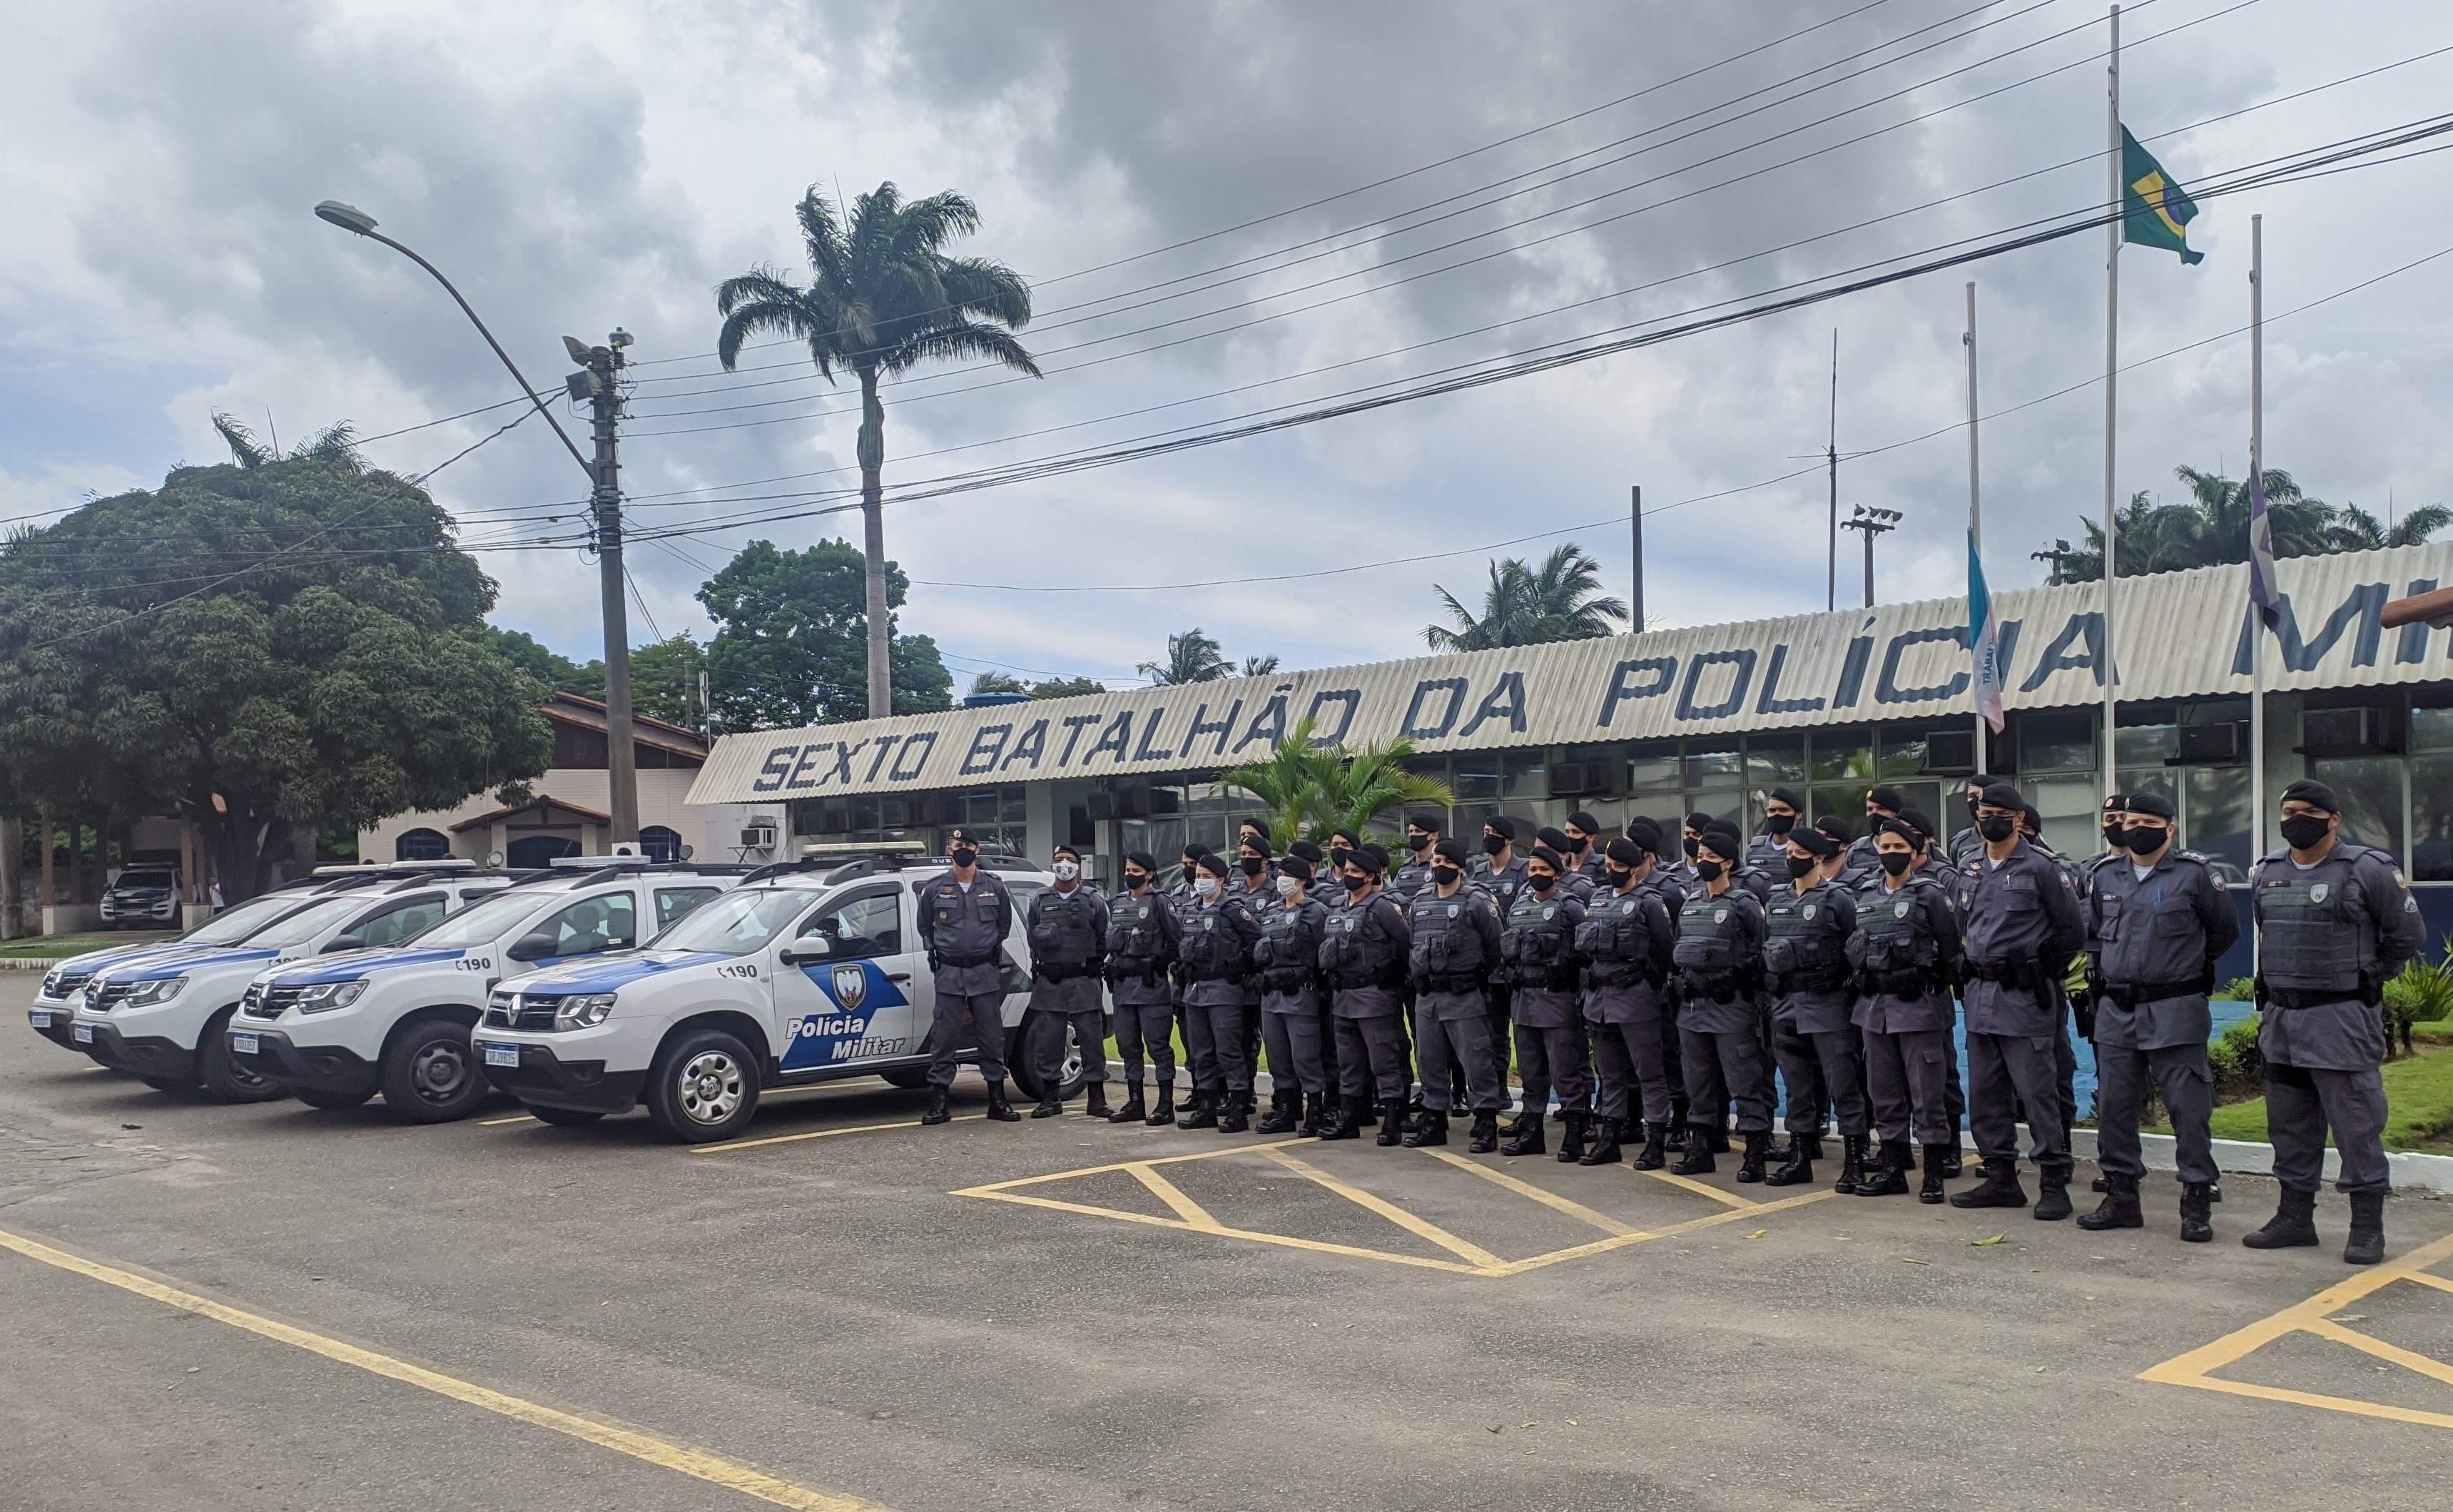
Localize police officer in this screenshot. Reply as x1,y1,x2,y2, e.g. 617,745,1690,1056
1670,828,1776,1179
1178,852,1263,1133
1675,811,1714,887
1231,834,1279,1112
1898,808,1966,1177
1748,788,1805,873
1848,818,1964,1200
1291,838,1343,1110
1629,817,1692,1144
1105,852,1182,1127
1320,844,1411,1145
915,828,1022,1126
1254,855,1332,1135
1536,826,1597,904
1170,843,1212,1115
1406,838,1506,1152
1947,775,2002,871
1476,816,1532,1091
1578,837,1677,1169
2078,793,2239,1240
1498,846,1588,1159
2015,803,2086,1165
2244,779,2423,1266
1392,813,1444,901
1025,844,1111,1119
1952,783,2087,1219
1764,824,1867,1191
1841,788,1903,886
1563,811,1610,888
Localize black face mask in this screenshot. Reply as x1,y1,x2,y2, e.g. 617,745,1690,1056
1343,873,1371,893
1528,873,1557,893
1879,851,1914,877
1431,864,1462,888
2280,813,2332,850
1330,847,1354,871
1606,866,1635,887
1482,834,1508,856
1977,816,2017,843
1765,813,1796,836
2103,822,2125,848
1565,834,1590,855
1682,836,1701,859
1967,793,1985,816
950,847,978,868
1408,833,1433,853
1695,860,1725,883
2120,824,2169,855
1239,857,1264,877
1785,855,1817,878
1124,873,1151,891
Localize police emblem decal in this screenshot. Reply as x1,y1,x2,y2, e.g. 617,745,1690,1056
2310,882,2330,904
831,964,868,1010
1802,903,1817,920
1894,899,1911,918
1714,908,1730,924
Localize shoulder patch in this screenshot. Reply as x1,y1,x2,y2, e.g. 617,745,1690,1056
2178,850,2213,865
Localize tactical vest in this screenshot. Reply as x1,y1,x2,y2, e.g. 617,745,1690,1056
1179,902,1250,983
1322,897,1404,989
1854,878,1944,995
1762,886,1849,993
1106,893,1168,977
2255,846,2381,998
1253,902,1324,993
1408,891,1491,988
1500,889,1578,988
1575,888,1661,986
1672,892,1752,999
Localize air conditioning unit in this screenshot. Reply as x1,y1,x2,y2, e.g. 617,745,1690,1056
1921,728,1977,775
1087,789,1147,821
740,820,778,850
1548,758,1620,798
2174,722,2247,764
2298,707,2397,756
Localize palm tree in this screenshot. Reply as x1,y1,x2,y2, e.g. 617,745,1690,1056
714,183,1037,717
211,414,360,469
2060,465,2367,579
1139,628,1229,685
965,671,1028,698
1426,543,1625,650
1240,654,1280,676
2330,500,2452,552
1219,717,1456,849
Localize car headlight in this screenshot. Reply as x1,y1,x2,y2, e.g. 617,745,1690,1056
41,970,66,998
552,993,617,1030
293,981,368,1013
125,978,188,1006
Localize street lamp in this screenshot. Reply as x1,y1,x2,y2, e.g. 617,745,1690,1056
315,200,639,844
1839,504,1903,608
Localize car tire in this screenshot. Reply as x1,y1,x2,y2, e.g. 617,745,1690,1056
379,1019,492,1124
139,1073,194,1092
295,1085,373,1111
198,1014,285,1103
878,1067,930,1090
644,1029,761,1143
524,1105,606,1127
1006,1011,1092,1102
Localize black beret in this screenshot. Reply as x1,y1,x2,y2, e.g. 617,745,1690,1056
1433,838,1471,866
1279,854,1313,884
1605,838,1645,866
1814,816,1854,844
1789,826,1840,859
1194,852,1234,878
1241,833,1274,858
1052,843,1080,862
1182,843,1210,861
1697,827,1745,863
948,826,979,845
1406,813,1443,833
1900,808,1936,842
2281,778,2340,814
1124,851,1157,874
1980,782,2023,811
1356,843,1389,874
1766,787,1803,810
1485,815,1518,841
1877,818,1924,845
2101,792,2129,813
1329,828,1363,849
1567,811,1600,834
1627,818,1662,847
1685,811,1715,831
1529,846,1565,873
1869,786,1905,812
1536,826,1571,852
2126,792,2175,821
1971,773,2006,788
1289,840,1324,864
2019,806,2043,832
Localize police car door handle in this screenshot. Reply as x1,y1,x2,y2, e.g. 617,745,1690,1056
886,971,912,983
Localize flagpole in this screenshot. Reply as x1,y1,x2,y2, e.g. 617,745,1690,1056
2250,212,2266,879
1966,280,1986,768
2102,2,2123,804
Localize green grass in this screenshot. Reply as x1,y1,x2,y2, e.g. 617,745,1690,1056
2190,1040,2453,1154
0,930,178,961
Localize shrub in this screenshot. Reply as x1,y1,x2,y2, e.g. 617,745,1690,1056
2384,936,2453,1060
2207,1013,2265,1101
2215,978,2255,1002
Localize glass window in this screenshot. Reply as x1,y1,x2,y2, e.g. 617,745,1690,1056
1873,731,1928,780
532,892,637,957
1807,728,1872,784
1811,784,1871,827
2018,709,2095,773
1500,751,1545,799
656,888,813,954
1451,755,1501,803
250,896,373,949
185,893,314,945
1746,733,1806,786
2117,768,2178,806
352,895,445,949
2183,765,2252,874
792,888,900,960
638,826,683,863
2308,756,2406,858
654,886,723,929
1687,789,1744,835
1683,741,1742,786
2412,755,2453,881
394,828,450,861
1625,744,1680,793
2021,776,2101,859
2412,706,2453,754
2113,722,2179,768
417,890,554,949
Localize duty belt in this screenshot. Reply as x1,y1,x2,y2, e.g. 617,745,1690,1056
2263,983,2377,1010
938,950,995,970
1767,968,1850,995
2102,977,2208,1009
1862,966,1941,998
1964,956,2044,990
1416,970,1484,994
1032,960,1096,983
1677,969,1742,1003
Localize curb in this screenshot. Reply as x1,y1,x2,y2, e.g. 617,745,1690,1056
0,959,58,974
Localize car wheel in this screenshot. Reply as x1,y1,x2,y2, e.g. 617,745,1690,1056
138,1073,194,1092
1005,1012,1092,1102
380,1019,492,1124
878,1067,930,1090
295,1085,373,1111
198,1015,285,1103
644,1029,761,1143
524,1105,606,1127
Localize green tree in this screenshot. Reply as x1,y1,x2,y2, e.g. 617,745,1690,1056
714,183,1037,718
965,670,1028,698
1239,654,1280,676
1426,543,1626,651
1219,717,1456,849
628,632,709,729
1139,627,1229,685
696,538,950,729
2330,501,2453,552
2055,465,2435,580
482,626,603,699
0,449,555,898
1029,675,1108,699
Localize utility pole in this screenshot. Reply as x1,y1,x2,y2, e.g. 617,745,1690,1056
569,330,639,846
1827,329,1839,612
1841,505,1902,607
1629,484,1645,633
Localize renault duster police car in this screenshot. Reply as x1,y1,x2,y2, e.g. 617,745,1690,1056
72,864,513,1100
230,858,742,1122
473,848,1087,1142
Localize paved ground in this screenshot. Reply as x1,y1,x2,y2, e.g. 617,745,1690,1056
6,995,2453,1512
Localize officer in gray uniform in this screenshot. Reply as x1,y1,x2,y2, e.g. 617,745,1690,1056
1177,852,1263,1134
1294,838,1344,1114
1498,846,1588,1160
1104,852,1182,1127
1254,855,1332,1135
1901,809,1967,1176
1320,843,1412,1145
1537,826,1598,905
2016,803,2086,1157
1763,824,1867,1192
1951,783,2088,1219
1578,837,1677,1169
1169,843,1211,1113
915,828,1021,1126
1747,788,1805,873
1563,811,1611,888
1406,839,1506,1152
1848,818,1964,1200
2078,793,2239,1241
1670,828,1775,1179
1946,775,2000,871
1476,817,1532,1094
1391,814,1443,902
2244,779,2423,1266
1629,818,1692,1144
1025,843,1111,1119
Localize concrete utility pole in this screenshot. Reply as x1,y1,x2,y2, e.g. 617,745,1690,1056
1628,484,1645,633
572,332,639,846
1841,505,1902,607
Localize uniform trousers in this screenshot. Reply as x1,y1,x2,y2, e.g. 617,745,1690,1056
927,990,1006,1088
1862,1028,1952,1147
1112,1000,1176,1084
1966,1030,2067,1167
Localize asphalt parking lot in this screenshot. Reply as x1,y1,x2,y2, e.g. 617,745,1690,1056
6,996,2453,1512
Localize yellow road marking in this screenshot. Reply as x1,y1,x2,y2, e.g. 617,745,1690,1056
1413,1149,1641,1237
2140,1228,2453,1429
479,1112,539,1126
0,1224,895,1511
691,1114,986,1154
1124,1163,1219,1227
963,1189,1490,1274
1640,1168,1757,1209
1256,1145,1504,1269
1489,1188,1838,1277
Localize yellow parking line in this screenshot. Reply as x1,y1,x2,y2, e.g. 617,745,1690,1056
1124,1163,1219,1227
691,1113,985,1155
1257,1145,1504,1269
1641,1168,1757,1209
958,1189,1491,1275
1490,1188,1836,1277
484,1083,858,1130
0,1223,895,1511
2303,1318,2453,1389
1413,1149,1642,1237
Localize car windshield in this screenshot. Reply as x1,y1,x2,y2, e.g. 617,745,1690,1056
649,887,813,956
410,888,554,949
115,870,174,890
183,893,315,945
246,895,370,949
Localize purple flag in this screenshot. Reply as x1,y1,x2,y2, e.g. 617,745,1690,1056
2247,471,2281,630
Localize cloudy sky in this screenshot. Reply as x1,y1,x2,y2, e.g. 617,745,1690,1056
7,0,2452,697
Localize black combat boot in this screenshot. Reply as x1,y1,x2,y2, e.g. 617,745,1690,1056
1356,1096,1378,1128
2076,1172,2145,1231
1736,1130,1772,1184
1376,1098,1407,1147
1145,1081,1177,1127
2344,1190,2387,1267
1557,1112,1588,1164
1833,1135,1868,1195
2033,1161,2074,1222
1707,1123,1733,1155
1109,1082,1145,1124
1578,1117,1623,1167
1763,1133,1815,1187
2241,1185,2320,1249
1940,1145,1962,1179
1179,1089,1219,1130
1085,1083,1111,1120
1219,1091,1251,1134
1853,1140,1906,1197
2179,1181,2214,1244
1949,1156,2028,1209
1665,1105,1690,1152
1319,1093,1361,1141
920,1085,953,1126
1468,1110,1501,1155
1670,1125,1717,1176
1031,1094,1064,1119
1403,1108,1450,1148
1917,1143,1951,1203
1256,1090,1301,1135
1501,1108,1545,1157
984,1081,1021,1122
1503,1100,1542,1141
1634,1122,1670,1172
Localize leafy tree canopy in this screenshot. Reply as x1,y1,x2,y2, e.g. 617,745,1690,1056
628,632,709,730
696,538,950,728
1427,543,1626,651
1219,716,1458,849
482,626,604,701
2053,465,2449,580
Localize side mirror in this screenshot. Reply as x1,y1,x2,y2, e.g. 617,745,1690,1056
504,931,559,963
778,936,831,968
321,934,365,955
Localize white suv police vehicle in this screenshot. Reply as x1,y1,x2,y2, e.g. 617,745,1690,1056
73,864,513,1100
230,858,742,1122
474,849,1087,1142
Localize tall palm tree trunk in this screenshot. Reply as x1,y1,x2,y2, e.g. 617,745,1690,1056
857,366,891,717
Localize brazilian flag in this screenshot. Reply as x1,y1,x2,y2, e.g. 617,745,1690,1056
2121,126,2203,265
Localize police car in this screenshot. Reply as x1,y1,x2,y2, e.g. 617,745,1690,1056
229,857,743,1122
472,847,1084,1142
72,863,514,1100
27,880,327,1055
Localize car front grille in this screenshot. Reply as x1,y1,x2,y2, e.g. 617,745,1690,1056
242,985,310,1019
86,980,138,1012
482,993,562,1031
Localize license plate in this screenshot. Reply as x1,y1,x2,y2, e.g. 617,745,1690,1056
480,1041,522,1068
72,1023,94,1045
28,1009,50,1028
230,1032,260,1055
